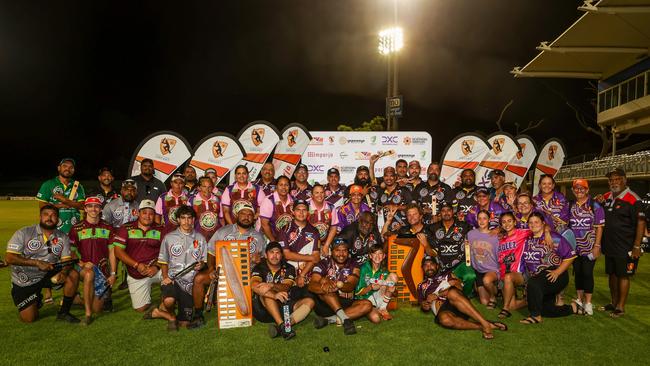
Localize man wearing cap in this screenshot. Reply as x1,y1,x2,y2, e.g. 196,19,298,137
324,167,346,208
487,169,506,202
278,200,321,288
336,185,372,230
451,168,478,221
183,166,199,196
36,158,86,234
102,179,139,228
414,162,454,224
498,181,518,211
253,162,277,198
335,211,383,265
203,168,224,197
376,166,413,233
597,168,646,317
69,197,116,324
221,165,265,225
112,199,164,312
291,164,313,201
465,187,506,229
189,176,222,242
404,160,423,191
90,167,119,205
309,238,372,335
418,255,506,339
260,175,294,241
251,242,315,340
309,184,339,248
426,203,474,296
152,205,207,330
5,204,81,323
394,204,437,256
131,158,167,204
155,172,190,233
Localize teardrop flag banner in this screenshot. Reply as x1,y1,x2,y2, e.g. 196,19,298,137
189,133,245,184
440,132,491,186
532,138,567,196
475,132,520,188
128,131,192,182
230,120,281,182
504,135,538,190
272,123,312,178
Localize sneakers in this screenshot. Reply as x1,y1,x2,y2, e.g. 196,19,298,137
342,319,356,335
103,298,114,312
584,303,594,316
56,312,81,323
167,320,179,331
270,324,296,340
80,315,94,326
187,316,206,330
313,316,328,329
282,327,296,340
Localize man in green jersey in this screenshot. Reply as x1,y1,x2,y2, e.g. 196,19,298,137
36,158,85,234
354,244,397,322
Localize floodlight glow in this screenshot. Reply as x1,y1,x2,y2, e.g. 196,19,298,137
378,27,404,55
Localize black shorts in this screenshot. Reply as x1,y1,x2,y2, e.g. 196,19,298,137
313,296,356,317
11,276,53,312
605,255,638,277
434,300,469,324
474,271,495,288
161,283,194,322
252,286,309,323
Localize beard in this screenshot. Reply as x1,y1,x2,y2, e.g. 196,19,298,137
354,177,370,186
237,220,253,229
428,173,438,181
40,220,58,231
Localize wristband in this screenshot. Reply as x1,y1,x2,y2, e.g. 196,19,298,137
110,272,117,276
633,246,641,249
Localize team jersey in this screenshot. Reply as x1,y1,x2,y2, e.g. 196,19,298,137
312,257,358,298
417,271,455,303
497,229,529,278
7,225,72,286
569,198,605,256
259,192,294,237
602,188,645,257
158,229,208,294
338,223,383,266
189,192,222,241
68,220,113,268
533,191,570,233
376,185,414,232
90,186,119,206
253,178,276,198
464,201,507,229
111,222,163,280
290,182,313,201
221,182,265,222
207,224,267,258
451,185,477,219
131,174,167,204
102,197,139,228
277,221,320,275
430,220,471,271
36,177,86,233
355,261,390,299
520,232,576,276
324,184,346,208
414,180,454,224
515,209,555,230
308,200,339,241
336,201,372,230
155,190,190,232
250,260,296,294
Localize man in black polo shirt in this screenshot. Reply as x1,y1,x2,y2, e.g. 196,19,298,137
414,162,454,224
91,167,119,205
598,168,646,318
451,168,478,221
336,212,383,266
131,158,167,204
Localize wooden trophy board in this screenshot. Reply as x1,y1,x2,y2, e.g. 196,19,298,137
215,240,253,329
387,235,424,309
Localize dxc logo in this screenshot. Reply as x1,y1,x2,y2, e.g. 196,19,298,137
308,165,324,173
440,244,458,254
381,136,398,145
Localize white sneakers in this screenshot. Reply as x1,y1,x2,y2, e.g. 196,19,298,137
584,302,594,316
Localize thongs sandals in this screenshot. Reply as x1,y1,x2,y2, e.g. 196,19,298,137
481,329,494,340
571,301,584,315
486,300,497,310
491,321,508,331
610,309,625,318
519,316,541,324
599,303,615,312
497,309,512,319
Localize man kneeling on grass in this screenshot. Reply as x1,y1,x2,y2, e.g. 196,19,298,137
251,242,315,340
309,238,373,335
418,255,507,340
148,206,207,331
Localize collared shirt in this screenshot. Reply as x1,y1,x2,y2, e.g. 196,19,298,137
521,232,576,276
308,200,339,241
221,182,265,222
131,174,167,204
251,260,296,299
465,201,507,229
111,222,163,280
312,257,358,298
414,180,454,223
7,224,71,286
277,221,320,274
602,188,645,257
189,192,222,241
376,185,414,232
451,185,477,218
155,190,190,231
253,178,277,198
533,191,570,233
90,186,119,206
569,198,605,256
68,220,113,267
430,220,471,271
36,176,86,233
102,197,139,228
336,202,372,230
158,228,208,293
259,192,294,237
324,184,347,208
337,222,383,266
208,223,267,258
355,261,390,299
417,271,455,303
290,182,313,201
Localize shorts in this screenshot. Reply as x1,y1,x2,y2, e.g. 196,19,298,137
161,282,193,322
127,272,162,309
252,286,309,323
605,255,637,277
313,296,356,317
11,276,53,312
434,300,469,323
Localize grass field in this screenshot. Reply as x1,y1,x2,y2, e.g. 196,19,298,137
1,200,649,365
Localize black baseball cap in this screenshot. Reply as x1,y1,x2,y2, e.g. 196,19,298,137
356,165,370,174
489,169,505,178
327,167,340,176
331,237,349,249
122,179,137,188
265,241,283,253
295,164,308,173
293,199,309,209
59,158,76,167
475,187,489,196
606,167,626,178
421,255,436,267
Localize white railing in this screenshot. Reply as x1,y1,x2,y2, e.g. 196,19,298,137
555,150,650,182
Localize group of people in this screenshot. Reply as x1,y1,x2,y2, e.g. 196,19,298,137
5,154,648,340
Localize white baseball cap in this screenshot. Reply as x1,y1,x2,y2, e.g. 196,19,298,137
138,199,156,211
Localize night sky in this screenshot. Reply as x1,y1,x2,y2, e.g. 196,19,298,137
0,1,623,182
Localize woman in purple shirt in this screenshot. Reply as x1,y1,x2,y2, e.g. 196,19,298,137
533,175,570,233
466,210,500,309
519,212,579,324
569,179,605,316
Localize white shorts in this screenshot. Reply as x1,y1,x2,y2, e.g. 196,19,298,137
127,272,162,309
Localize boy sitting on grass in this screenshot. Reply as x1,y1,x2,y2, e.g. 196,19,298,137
354,244,398,322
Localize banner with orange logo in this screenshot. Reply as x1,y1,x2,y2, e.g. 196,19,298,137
505,135,538,189
272,123,312,179
128,131,192,182
475,132,521,188
440,133,491,186
188,133,245,184
229,121,280,182
532,138,567,196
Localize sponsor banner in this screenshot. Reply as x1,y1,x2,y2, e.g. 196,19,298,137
189,133,245,184
302,131,432,185
129,131,192,183
230,121,280,182
440,133,490,186
505,135,538,190
475,132,520,188
532,139,566,196
272,123,312,178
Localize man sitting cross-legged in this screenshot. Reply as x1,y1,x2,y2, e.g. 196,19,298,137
418,255,507,340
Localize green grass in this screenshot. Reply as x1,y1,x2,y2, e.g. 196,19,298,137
1,200,649,365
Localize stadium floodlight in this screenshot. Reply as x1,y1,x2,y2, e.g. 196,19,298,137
378,27,403,55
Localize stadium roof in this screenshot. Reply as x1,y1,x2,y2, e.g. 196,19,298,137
511,0,650,80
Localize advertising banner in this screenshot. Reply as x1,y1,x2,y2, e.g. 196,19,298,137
128,131,192,182
272,123,312,178
230,121,280,182
440,133,490,186
188,133,245,184
504,135,538,189
532,138,567,196
475,132,520,188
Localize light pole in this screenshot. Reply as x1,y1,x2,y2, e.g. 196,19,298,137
378,26,403,131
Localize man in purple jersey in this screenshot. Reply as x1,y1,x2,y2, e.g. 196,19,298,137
277,200,321,288
465,187,506,229
254,162,277,198
324,168,346,208
290,164,313,201
309,238,373,335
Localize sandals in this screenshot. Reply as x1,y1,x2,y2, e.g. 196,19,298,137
491,321,508,331
142,304,156,320
486,300,497,310
610,309,625,318
481,330,494,340
599,303,615,312
571,301,584,315
43,297,54,305
519,316,541,324
497,309,512,319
